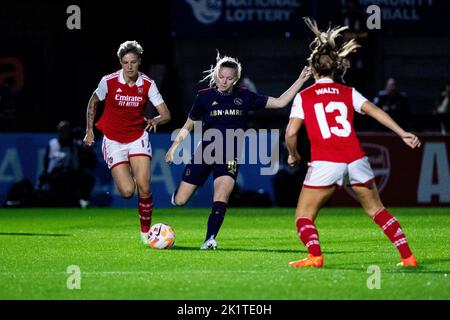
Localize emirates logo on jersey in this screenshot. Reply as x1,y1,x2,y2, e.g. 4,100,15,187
115,94,143,107
344,143,391,199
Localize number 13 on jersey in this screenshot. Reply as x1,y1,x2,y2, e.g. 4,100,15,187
314,102,352,139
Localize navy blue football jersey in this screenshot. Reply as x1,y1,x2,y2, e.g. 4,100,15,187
187,86,268,163
188,87,268,131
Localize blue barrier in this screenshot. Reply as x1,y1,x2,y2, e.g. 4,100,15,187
0,133,276,207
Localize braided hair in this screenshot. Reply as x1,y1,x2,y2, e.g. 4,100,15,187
304,17,360,82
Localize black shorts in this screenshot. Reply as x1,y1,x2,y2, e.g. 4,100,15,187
181,160,239,186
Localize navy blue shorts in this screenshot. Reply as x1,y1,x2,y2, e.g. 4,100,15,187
182,160,239,186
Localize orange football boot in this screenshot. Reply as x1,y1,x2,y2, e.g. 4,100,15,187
397,255,417,267
289,254,323,268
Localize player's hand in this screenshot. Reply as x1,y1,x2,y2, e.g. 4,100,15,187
164,147,175,164
287,153,301,167
83,130,95,147
401,132,421,149
299,66,312,83
145,117,158,133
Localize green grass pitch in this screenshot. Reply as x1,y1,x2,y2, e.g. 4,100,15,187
0,207,449,300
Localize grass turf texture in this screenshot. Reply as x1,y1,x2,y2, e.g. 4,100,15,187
0,207,449,300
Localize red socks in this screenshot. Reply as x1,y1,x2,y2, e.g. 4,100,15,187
295,209,413,260
373,208,413,259
138,194,153,233
296,218,322,257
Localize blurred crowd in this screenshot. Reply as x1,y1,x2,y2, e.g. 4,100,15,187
4,121,97,208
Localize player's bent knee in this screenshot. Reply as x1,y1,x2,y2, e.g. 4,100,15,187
118,187,135,199
173,195,187,206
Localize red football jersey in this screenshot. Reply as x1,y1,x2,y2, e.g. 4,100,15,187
290,78,368,163
95,70,164,143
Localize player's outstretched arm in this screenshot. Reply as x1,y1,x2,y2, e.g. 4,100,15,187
83,92,100,146
361,101,421,149
285,117,304,166
145,102,171,133
165,118,195,164
266,66,311,109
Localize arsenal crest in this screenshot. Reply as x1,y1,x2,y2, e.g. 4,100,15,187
138,87,144,94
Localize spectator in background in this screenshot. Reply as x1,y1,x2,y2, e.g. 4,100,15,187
340,0,369,88
434,83,449,134
341,0,364,32
39,120,96,207
373,78,410,130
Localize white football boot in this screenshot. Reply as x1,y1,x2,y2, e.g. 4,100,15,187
200,237,217,250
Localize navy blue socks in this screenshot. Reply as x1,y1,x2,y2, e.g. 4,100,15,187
205,201,227,241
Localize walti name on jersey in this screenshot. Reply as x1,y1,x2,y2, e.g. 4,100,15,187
315,87,340,95
115,94,143,107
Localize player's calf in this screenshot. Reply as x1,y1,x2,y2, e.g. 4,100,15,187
296,217,322,257
204,201,227,242
138,193,153,234
372,208,415,262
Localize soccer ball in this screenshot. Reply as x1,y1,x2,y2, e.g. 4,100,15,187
148,223,175,249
